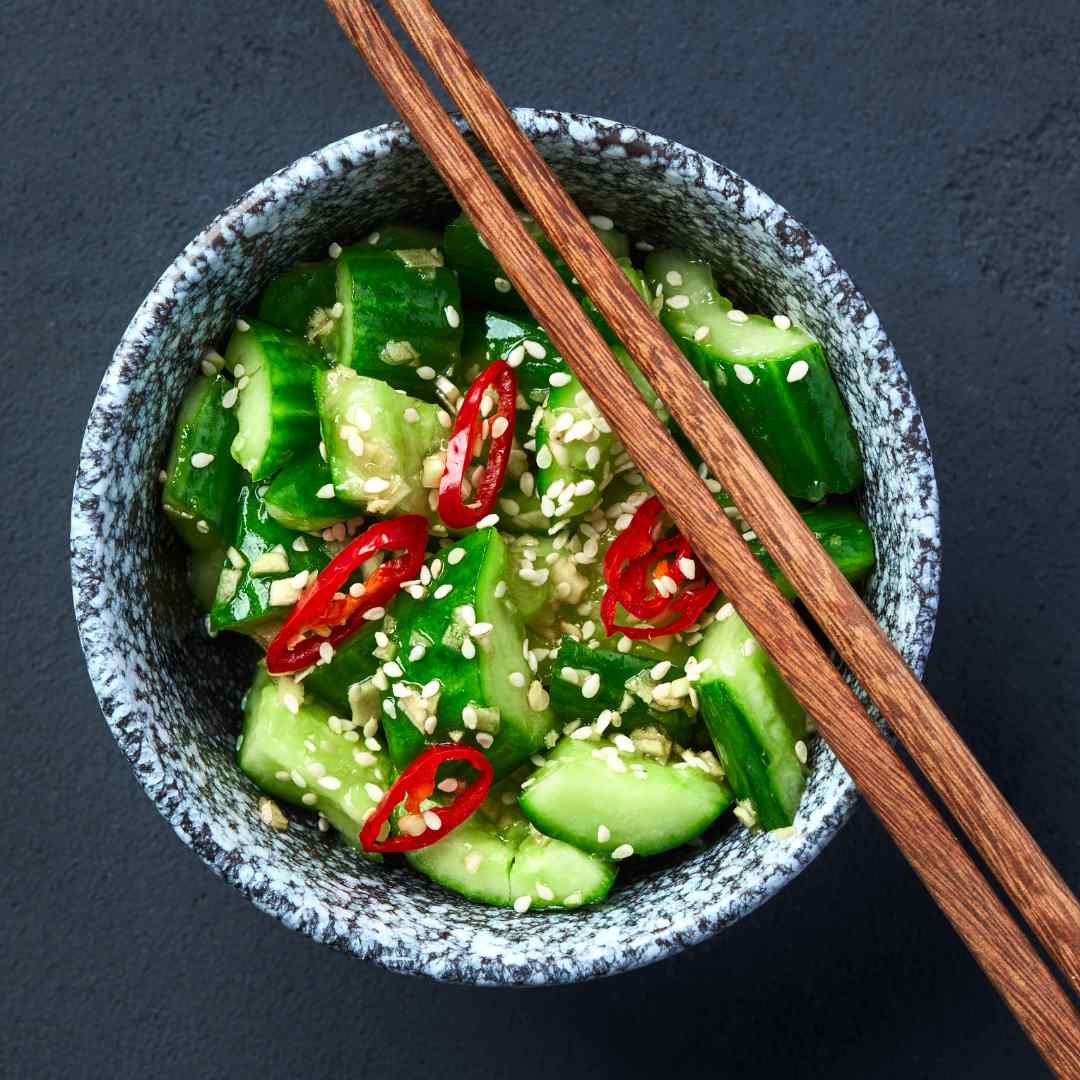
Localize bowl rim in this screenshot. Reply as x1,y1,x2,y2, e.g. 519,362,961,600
71,107,940,984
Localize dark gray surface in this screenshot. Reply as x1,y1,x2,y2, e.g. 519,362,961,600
4,0,1077,1076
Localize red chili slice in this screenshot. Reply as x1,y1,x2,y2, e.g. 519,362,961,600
437,359,517,528
265,514,427,674
600,496,719,639
359,744,494,854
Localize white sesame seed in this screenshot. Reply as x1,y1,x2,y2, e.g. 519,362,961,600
508,671,526,688
588,214,614,230
581,673,601,699
330,301,344,319
301,792,317,806
506,344,526,369
476,732,494,749
328,241,342,258
444,305,460,328
461,637,476,659
383,661,403,678
733,364,754,384
513,895,532,913
403,407,420,424
363,477,390,494
476,513,499,529
314,483,336,500
727,308,749,323
611,843,634,860
650,660,672,680
677,556,696,578
434,583,452,599
490,416,509,439
201,359,217,376
795,739,808,764
447,547,466,565
665,270,683,287
362,606,386,621
528,680,550,711
351,407,373,432
717,602,734,621
772,313,792,330
367,231,381,244
415,366,437,382
666,294,690,310
596,824,611,844
423,809,442,831
548,372,572,388
693,325,710,342
235,318,250,332
523,339,547,359
317,775,342,791
364,782,384,802
189,452,215,470
787,359,810,383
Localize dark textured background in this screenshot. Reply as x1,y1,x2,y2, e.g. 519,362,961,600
4,0,1078,1076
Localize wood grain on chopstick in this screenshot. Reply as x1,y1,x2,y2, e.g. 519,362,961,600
326,1,1080,1072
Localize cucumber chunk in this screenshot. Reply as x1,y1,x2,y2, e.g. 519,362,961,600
303,620,383,714
256,261,338,337
549,636,697,745
227,319,327,481
331,246,462,398
407,776,615,909
534,373,614,521
263,448,356,532
377,529,555,779
443,210,629,313
694,608,808,830
238,665,391,850
646,249,863,501
361,222,442,252
209,484,331,635
753,504,876,600
162,373,243,549
315,367,447,518
519,736,732,857
508,830,615,911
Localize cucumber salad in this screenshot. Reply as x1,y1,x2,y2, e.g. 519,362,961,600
161,211,873,912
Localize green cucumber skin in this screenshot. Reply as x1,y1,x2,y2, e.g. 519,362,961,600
751,504,875,599
303,620,383,714
694,611,807,830
461,310,565,406
227,319,327,481
332,247,462,398
256,261,337,337
443,211,629,314
315,367,446,518
208,484,331,634
549,637,697,745
362,223,442,251
162,374,243,550
263,449,356,531
646,250,863,501
519,736,732,857
238,665,391,852
708,341,863,502
379,530,554,780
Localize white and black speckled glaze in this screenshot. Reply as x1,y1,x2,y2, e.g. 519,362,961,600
71,110,939,986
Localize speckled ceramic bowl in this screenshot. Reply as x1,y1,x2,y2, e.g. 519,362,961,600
71,109,939,985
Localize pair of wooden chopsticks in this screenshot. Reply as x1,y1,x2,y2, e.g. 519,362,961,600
326,0,1079,1070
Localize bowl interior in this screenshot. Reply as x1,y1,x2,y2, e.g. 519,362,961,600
72,110,939,984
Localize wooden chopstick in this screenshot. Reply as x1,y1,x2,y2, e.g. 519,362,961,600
326,1,1080,1070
